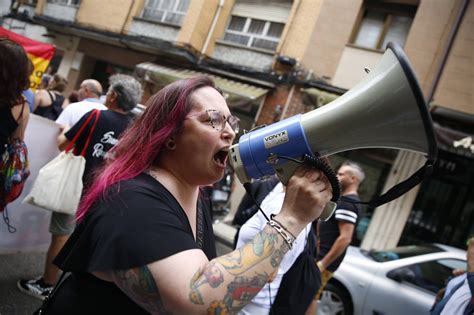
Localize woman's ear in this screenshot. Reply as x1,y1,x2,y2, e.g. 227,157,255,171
166,136,176,150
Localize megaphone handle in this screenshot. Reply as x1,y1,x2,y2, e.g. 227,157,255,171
273,154,341,220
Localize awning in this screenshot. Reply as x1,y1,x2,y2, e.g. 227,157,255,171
301,87,340,108
135,62,269,102
431,106,474,159
433,122,474,159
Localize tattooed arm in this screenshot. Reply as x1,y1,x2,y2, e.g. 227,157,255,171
111,167,331,314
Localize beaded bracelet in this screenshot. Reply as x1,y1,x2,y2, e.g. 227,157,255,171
268,220,296,250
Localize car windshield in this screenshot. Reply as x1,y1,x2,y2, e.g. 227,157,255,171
366,245,444,262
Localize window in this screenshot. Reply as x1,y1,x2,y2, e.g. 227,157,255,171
223,16,284,51
141,0,190,26
391,259,465,294
351,1,417,50
47,0,80,5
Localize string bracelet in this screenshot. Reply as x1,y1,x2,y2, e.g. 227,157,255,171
270,214,297,240
267,220,296,250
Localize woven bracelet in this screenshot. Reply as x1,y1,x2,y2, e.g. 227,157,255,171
270,217,297,239
268,220,295,250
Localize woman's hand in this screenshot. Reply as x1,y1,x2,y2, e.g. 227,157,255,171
276,165,332,236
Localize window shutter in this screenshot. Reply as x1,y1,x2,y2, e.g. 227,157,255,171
232,1,292,23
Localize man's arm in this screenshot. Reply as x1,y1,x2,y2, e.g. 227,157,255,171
57,125,71,151
318,221,354,271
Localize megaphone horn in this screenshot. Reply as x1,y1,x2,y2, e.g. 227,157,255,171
229,42,437,219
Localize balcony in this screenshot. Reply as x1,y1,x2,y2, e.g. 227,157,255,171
212,41,274,71
128,17,180,43
43,1,78,23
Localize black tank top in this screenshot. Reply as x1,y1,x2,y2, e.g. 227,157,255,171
0,106,19,156
34,91,64,121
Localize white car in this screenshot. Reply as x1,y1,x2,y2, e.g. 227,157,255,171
318,244,467,315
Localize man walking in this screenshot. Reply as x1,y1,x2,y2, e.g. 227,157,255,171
306,161,365,314
17,79,106,299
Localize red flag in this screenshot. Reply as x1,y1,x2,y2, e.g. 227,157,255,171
0,27,56,90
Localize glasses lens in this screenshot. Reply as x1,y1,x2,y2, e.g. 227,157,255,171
207,110,223,130
207,110,240,133
228,115,240,133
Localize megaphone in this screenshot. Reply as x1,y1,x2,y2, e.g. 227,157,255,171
229,43,437,219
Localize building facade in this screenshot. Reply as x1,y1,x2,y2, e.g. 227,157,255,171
3,0,473,250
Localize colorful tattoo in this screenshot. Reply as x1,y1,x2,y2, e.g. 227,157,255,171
114,266,172,314
207,273,269,314
217,226,281,275
270,247,286,268
190,225,290,313
190,261,224,305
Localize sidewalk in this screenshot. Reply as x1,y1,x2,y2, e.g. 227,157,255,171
0,252,45,315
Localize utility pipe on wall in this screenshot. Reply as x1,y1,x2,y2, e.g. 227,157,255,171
199,0,225,64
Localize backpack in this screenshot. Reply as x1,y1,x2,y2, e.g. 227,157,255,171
0,138,30,213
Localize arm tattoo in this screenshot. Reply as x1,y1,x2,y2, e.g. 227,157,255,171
208,273,269,314
114,266,172,314
270,247,286,268
189,261,224,305
216,225,283,275
189,225,290,311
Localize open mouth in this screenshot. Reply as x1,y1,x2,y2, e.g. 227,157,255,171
214,148,229,166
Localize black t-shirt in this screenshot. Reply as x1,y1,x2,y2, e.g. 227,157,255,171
53,173,217,313
64,110,133,185
317,194,361,272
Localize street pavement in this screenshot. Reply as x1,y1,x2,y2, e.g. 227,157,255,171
0,241,233,315
0,252,45,315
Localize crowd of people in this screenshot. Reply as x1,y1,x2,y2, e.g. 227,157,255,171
2,37,472,315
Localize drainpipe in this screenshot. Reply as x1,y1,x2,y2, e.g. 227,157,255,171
199,0,225,64
275,0,301,56
121,0,136,35
426,0,469,103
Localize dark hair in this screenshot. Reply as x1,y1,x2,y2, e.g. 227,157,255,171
77,75,216,220
68,90,79,103
0,38,30,108
49,74,68,93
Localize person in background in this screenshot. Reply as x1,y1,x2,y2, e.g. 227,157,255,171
37,76,332,314
61,90,79,109
232,176,279,248
306,161,365,315
38,74,52,90
236,180,319,314
54,79,105,130
57,74,142,187
16,78,105,300
33,74,68,121
0,38,30,210
430,237,474,315
22,58,35,112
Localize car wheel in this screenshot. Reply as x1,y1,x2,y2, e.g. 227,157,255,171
317,283,353,315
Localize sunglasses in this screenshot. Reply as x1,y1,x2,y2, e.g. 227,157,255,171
191,109,240,134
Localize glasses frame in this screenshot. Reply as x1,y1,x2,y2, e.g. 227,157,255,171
189,109,240,134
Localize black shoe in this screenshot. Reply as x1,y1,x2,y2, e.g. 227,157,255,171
17,277,53,300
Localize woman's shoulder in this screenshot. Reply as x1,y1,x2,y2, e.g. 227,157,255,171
101,173,176,209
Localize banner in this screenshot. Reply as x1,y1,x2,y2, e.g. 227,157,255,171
0,27,55,91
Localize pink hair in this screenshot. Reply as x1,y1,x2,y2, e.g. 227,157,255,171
76,76,216,221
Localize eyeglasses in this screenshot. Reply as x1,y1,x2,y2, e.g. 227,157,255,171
191,109,240,134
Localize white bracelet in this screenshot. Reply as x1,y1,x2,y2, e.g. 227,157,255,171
268,220,295,250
